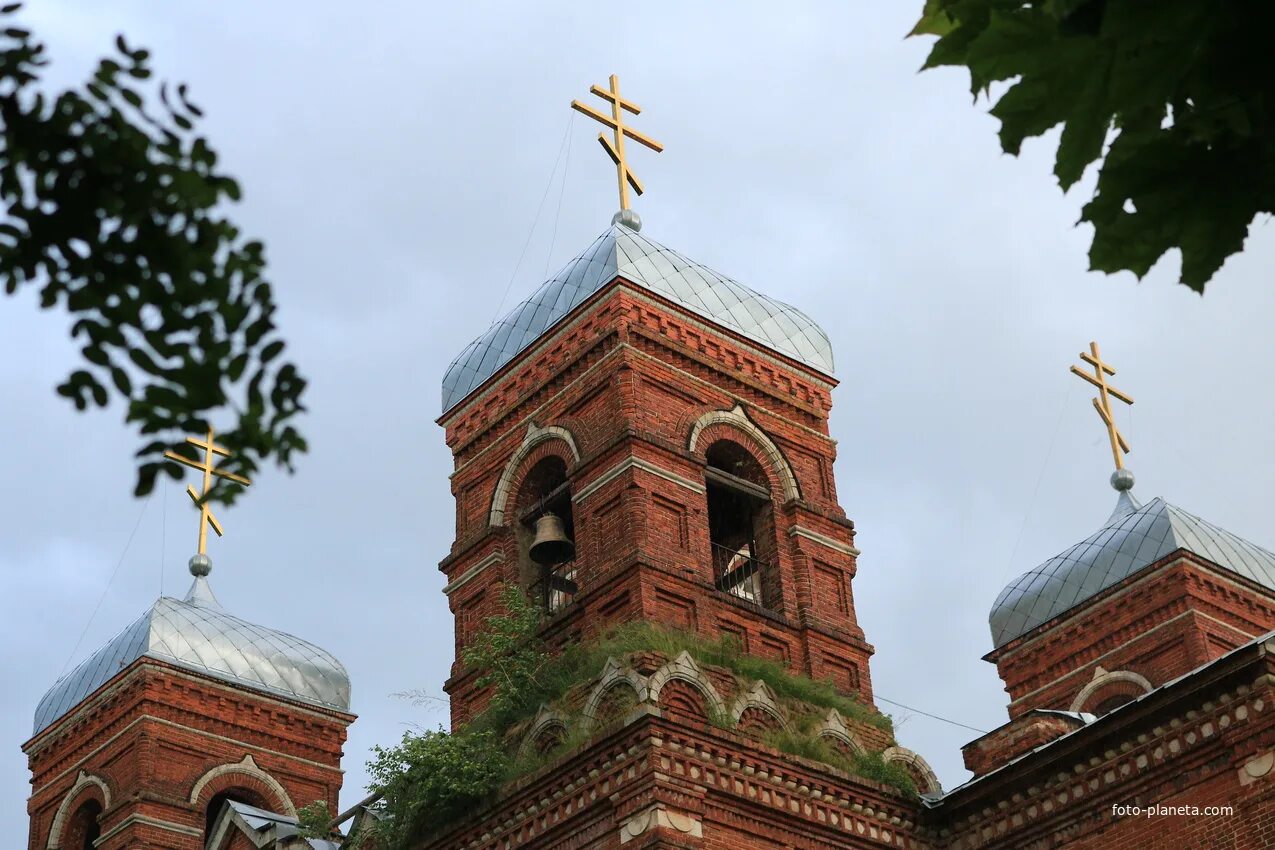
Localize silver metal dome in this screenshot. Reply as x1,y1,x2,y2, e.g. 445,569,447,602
33,571,350,734
990,488,1275,648
440,223,836,414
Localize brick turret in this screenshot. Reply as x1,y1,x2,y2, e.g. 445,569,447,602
438,220,876,730
23,557,355,849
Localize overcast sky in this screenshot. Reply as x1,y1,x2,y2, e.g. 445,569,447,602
4,1,1275,829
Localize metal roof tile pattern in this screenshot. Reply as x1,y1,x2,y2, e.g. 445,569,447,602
33,575,349,734
440,223,835,414
990,493,1275,648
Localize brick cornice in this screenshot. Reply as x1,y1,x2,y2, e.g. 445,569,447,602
937,636,1275,844
439,276,835,432
25,658,353,760
28,712,344,805
989,552,1275,663
421,712,926,850
1007,609,1260,709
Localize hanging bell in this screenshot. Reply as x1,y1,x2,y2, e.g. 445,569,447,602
529,512,575,565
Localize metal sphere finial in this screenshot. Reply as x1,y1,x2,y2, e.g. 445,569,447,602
1110,468,1135,492
612,209,641,231
188,553,212,577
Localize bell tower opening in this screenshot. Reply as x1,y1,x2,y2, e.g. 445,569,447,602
704,440,780,610
64,799,102,850
515,456,578,615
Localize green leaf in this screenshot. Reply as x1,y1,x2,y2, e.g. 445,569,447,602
0,22,309,503
259,340,284,363
910,0,956,37
1054,51,1112,188
917,0,1275,290
110,366,133,395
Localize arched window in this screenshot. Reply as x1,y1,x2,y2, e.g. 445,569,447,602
63,800,102,850
204,787,268,838
514,456,578,614
704,440,780,609
1092,692,1136,714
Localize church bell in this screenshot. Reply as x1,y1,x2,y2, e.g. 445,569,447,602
529,512,575,565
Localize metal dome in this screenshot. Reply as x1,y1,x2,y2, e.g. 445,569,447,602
990,488,1275,648
33,571,350,735
440,221,836,414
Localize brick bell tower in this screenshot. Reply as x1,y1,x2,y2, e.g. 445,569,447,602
437,207,876,728
427,77,943,850
24,428,354,850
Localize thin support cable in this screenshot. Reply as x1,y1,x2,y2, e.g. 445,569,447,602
60,492,152,676
875,694,988,735
998,379,1074,586
160,476,168,598
545,113,575,277
489,116,574,322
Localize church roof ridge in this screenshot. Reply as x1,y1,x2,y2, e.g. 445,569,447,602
32,568,350,735
440,220,835,414
989,484,1275,648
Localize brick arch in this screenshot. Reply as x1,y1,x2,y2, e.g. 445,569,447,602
489,422,581,526
46,771,110,850
812,709,865,756
647,652,726,718
819,728,866,758
189,754,296,817
730,680,788,733
518,706,571,758
688,404,800,503
581,659,650,733
882,746,942,795
1069,668,1153,714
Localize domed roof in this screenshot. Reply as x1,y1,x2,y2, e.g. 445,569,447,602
440,218,835,414
990,478,1275,648
33,562,349,735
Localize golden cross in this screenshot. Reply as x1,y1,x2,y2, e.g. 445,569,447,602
571,74,664,211
163,426,251,555
1069,341,1134,471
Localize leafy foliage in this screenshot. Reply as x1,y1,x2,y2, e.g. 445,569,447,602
0,5,305,499
365,587,904,847
461,583,550,732
295,800,332,839
912,0,1275,290
366,728,510,844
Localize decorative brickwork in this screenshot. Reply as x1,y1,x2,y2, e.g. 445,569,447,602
23,658,354,849
988,554,1275,728
438,276,873,730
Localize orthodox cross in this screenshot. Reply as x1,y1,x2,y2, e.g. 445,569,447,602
1069,341,1134,471
164,426,252,555
571,74,664,211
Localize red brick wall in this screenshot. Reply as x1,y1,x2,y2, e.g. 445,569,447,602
437,279,878,729
990,556,1275,719
24,660,352,850
941,649,1275,849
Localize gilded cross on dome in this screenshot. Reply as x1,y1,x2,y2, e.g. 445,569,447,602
164,426,251,555
571,74,664,211
1069,341,1134,471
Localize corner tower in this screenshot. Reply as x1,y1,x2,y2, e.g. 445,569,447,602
24,428,354,849
24,555,354,849
438,212,875,728
966,342,1275,778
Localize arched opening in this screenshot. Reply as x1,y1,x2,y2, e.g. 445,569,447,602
204,787,268,839
704,440,779,608
514,455,578,614
1069,668,1153,716
63,799,102,850
1092,692,1136,715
